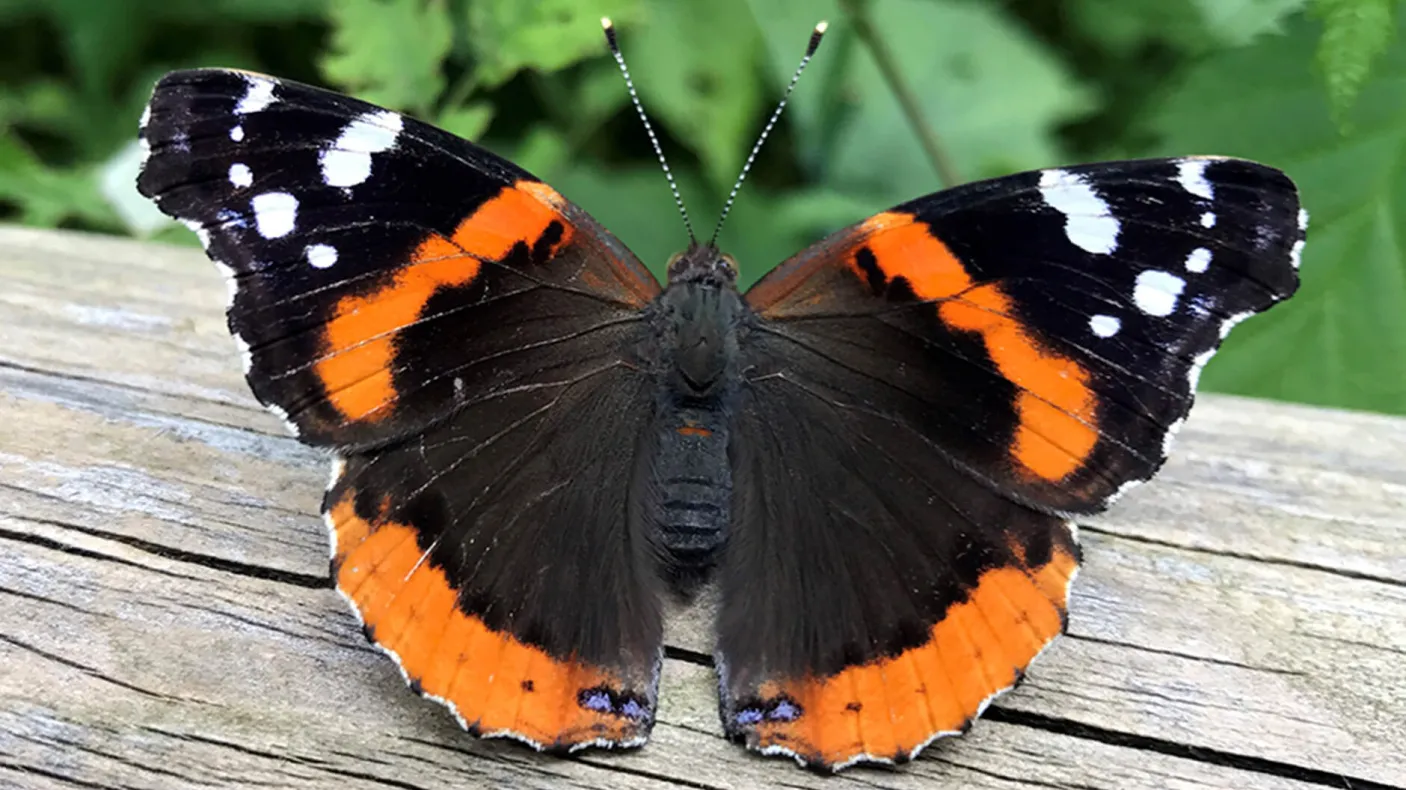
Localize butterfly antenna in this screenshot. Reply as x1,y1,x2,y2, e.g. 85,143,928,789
708,21,828,247
602,17,696,245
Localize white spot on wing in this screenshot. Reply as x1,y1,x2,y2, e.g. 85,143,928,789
1177,159,1213,200
235,75,276,114
1290,239,1305,269
320,110,404,188
139,104,151,129
1133,269,1185,317
228,163,253,188
230,125,245,142
1185,247,1211,273
305,243,338,269
251,192,298,238
1200,211,1215,228
1039,169,1120,254
1089,314,1120,338
1298,208,1310,230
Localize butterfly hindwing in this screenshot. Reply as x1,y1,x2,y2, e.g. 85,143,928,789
324,361,664,751
720,157,1302,768
138,69,660,449
719,382,1079,766
140,69,666,750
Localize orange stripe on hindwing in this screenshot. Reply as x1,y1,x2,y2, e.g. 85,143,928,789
314,180,573,423
734,545,1078,767
851,212,1098,482
326,488,650,749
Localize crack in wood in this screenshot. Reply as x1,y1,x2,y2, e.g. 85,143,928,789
0,762,116,790
0,633,182,703
2,512,328,589
1080,525,1405,589
0,584,116,619
982,708,1400,790
0,523,201,582
0,358,265,420
1065,633,1307,676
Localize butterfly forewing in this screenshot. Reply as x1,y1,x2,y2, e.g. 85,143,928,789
138,69,660,449
745,157,1303,514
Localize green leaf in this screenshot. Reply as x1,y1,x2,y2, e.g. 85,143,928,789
0,134,118,228
435,102,494,140
626,0,765,190
100,139,172,236
42,0,146,97
823,0,1092,203
545,159,872,287
1189,0,1310,45
1312,0,1396,119
205,0,327,20
745,0,847,164
320,0,453,114
503,125,573,178
466,0,640,88
1066,0,1214,56
1151,12,1406,414
547,164,706,278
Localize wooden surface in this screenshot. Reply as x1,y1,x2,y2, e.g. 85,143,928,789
0,225,1403,790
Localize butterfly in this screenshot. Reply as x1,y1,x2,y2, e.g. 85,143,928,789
135,19,1304,772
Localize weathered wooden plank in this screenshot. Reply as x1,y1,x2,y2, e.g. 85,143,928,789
0,534,1352,790
2,227,1403,789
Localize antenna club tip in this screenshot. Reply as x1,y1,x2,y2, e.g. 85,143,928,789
807,20,827,55
600,16,613,30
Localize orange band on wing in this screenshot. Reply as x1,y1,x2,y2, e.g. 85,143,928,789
854,212,1098,481
737,545,1078,768
314,180,573,422
326,494,647,749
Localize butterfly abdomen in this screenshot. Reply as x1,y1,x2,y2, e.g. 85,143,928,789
650,405,733,580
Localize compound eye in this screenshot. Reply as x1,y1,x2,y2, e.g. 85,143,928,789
719,254,738,277
666,251,685,270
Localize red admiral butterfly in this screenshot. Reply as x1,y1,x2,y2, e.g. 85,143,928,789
135,19,1304,771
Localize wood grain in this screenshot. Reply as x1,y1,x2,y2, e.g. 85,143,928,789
1,227,1402,789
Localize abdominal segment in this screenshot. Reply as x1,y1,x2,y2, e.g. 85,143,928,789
645,404,733,591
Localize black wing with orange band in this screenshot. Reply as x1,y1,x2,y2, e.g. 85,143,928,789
138,70,666,751
138,69,660,449
720,157,1302,768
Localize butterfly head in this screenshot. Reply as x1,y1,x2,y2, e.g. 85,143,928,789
666,243,738,289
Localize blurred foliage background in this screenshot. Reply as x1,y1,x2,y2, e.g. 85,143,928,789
0,0,1402,414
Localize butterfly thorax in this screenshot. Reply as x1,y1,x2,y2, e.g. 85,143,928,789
644,244,746,589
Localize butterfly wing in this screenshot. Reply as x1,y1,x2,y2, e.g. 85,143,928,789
138,69,660,448
719,158,1303,768
325,367,663,750
139,69,666,750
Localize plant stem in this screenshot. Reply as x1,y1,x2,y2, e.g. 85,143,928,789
439,69,479,116
839,0,962,187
